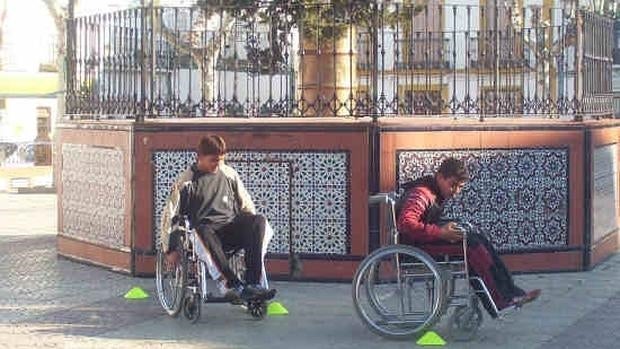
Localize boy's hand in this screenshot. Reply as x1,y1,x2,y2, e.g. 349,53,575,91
439,222,464,243
165,250,180,266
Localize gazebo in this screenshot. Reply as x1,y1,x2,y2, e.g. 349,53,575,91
56,1,619,280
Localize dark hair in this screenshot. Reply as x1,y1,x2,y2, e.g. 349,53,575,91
197,135,227,156
437,157,469,182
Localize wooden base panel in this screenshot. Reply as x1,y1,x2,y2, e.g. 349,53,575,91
590,232,620,268
57,236,131,273
502,250,583,273
265,259,360,281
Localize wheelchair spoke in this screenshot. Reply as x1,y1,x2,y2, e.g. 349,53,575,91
353,245,446,339
155,248,187,317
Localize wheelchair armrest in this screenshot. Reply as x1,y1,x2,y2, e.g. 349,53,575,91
369,192,399,205
369,194,387,205
418,243,465,257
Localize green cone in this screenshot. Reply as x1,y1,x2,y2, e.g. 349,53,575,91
267,301,289,316
124,286,149,300
416,331,446,346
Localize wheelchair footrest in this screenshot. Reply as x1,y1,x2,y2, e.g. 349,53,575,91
204,293,241,304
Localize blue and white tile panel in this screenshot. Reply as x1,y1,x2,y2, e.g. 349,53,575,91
61,144,126,249
397,149,569,252
152,150,350,255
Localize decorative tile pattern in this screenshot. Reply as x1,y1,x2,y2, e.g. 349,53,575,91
397,149,569,252
61,144,126,249
592,144,619,242
228,160,291,254
152,150,350,255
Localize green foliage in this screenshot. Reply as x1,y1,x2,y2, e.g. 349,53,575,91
195,0,424,40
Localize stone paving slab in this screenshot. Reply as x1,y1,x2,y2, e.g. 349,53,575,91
0,193,618,348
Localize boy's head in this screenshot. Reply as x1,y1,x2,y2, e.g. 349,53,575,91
196,135,226,173
435,157,469,199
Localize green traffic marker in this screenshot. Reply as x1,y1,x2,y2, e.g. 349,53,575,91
124,286,149,300
267,301,289,316
416,331,446,346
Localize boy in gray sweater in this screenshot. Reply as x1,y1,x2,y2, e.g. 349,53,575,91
160,135,275,300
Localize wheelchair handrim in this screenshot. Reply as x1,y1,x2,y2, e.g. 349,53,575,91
352,245,445,338
155,248,185,316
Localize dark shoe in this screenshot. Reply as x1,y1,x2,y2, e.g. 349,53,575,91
240,284,277,301
223,289,244,305
511,289,541,307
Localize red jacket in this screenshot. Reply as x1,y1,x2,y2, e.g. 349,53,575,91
397,176,445,244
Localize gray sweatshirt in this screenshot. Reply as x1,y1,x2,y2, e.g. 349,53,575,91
159,162,255,253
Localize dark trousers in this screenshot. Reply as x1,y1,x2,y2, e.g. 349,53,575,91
466,232,525,316
197,214,266,287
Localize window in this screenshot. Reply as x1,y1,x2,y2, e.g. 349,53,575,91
396,0,445,70
476,0,524,68
398,85,445,115
480,86,524,114
357,33,373,71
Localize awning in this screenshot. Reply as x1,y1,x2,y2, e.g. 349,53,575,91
0,72,59,97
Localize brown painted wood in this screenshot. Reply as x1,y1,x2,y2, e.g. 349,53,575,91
590,126,620,147
55,119,620,278
57,235,132,273
265,259,359,280
56,127,134,254
134,128,370,257
590,232,620,267
380,129,585,252
501,251,583,272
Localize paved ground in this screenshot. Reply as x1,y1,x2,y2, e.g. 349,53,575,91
0,193,619,348
0,193,56,236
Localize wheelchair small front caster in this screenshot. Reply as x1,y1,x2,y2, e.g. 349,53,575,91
247,299,267,319
448,299,483,341
183,294,201,323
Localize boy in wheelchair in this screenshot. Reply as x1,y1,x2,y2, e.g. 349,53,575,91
397,157,540,317
160,135,276,302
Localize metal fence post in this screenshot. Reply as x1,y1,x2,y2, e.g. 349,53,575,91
574,7,584,121
65,0,75,117
371,0,379,121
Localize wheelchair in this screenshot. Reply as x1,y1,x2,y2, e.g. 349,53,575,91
352,192,515,340
155,215,268,323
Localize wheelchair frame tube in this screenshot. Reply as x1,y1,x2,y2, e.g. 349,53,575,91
199,262,209,299
469,276,505,316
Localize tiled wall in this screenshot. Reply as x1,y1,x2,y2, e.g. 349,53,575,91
60,144,126,249
397,148,569,252
592,143,619,243
152,150,350,255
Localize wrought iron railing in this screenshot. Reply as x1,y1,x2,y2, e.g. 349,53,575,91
64,2,614,120
614,92,620,118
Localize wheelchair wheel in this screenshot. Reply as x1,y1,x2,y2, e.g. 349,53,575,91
448,297,483,341
155,245,186,317
247,299,267,320
352,245,446,339
183,293,201,323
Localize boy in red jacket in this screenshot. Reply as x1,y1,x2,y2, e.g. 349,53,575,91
397,157,540,316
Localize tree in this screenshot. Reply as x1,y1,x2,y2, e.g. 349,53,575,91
40,0,78,123
185,1,421,115
0,0,7,70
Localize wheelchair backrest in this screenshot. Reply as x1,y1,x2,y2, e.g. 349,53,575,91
369,192,401,246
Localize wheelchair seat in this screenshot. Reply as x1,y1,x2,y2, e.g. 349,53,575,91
400,234,465,258
418,243,464,258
